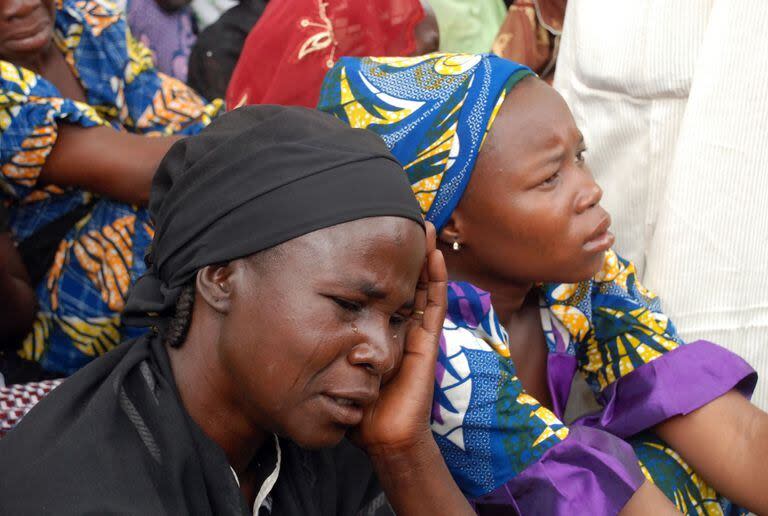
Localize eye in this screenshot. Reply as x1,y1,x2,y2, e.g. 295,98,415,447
575,147,587,165
332,297,362,313
541,171,560,186
390,313,408,327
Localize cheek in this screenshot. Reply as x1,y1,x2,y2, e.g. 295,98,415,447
480,197,583,279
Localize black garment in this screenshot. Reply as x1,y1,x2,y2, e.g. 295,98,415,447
0,202,7,232
124,105,422,327
0,333,386,515
187,0,268,101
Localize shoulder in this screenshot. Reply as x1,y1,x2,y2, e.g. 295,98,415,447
57,0,124,31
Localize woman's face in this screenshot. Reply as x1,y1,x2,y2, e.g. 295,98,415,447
218,217,425,449
0,0,56,63
450,77,613,285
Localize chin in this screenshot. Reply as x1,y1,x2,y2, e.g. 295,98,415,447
284,424,348,450
5,26,54,57
545,252,606,284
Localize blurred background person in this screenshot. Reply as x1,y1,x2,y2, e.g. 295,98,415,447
0,0,220,379
429,0,505,54
187,0,268,100
226,0,439,108
125,0,197,82
492,0,565,83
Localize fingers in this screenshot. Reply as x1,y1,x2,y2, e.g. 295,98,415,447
424,221,437,254
421,248,447,337
411,222,435,320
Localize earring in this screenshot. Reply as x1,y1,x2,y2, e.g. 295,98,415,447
452,240,461,252
218,282,226,290
351,324,359,334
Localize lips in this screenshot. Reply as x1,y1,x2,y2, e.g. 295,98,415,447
5,15,49,39
583,213,615,253
320,389,377,427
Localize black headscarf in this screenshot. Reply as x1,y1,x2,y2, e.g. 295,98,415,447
125,105,423,327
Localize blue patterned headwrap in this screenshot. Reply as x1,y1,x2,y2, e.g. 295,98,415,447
318,53,534,230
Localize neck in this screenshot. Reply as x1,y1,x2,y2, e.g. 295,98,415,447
167,315,267,474
442,245,533,322
12,42,56,75
486,282,536,323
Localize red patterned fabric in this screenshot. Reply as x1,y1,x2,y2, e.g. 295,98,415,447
226,0,426,108
0,379,64,438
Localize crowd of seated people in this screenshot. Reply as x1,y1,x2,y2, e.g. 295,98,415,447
1,0,767,514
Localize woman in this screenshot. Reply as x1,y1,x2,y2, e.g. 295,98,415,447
225,0,439,109
126,0,196,81
0,0,221,376
0,106,475,515
319,54,768,514
428,0,506,53
186,0,268,100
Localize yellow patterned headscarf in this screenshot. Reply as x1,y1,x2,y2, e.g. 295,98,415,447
318,53,534,230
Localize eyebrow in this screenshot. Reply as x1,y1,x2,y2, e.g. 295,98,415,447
542,132,585,166
355,281,416,309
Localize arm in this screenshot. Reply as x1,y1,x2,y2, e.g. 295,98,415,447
655,390,768,514
371,436,473,515
356,223,473,515
41,125,181,206
0,233,36,343
620,481,680,516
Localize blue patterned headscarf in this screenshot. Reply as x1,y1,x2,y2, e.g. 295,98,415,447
318,53,534,230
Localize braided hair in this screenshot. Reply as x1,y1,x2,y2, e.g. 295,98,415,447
163,282,196,348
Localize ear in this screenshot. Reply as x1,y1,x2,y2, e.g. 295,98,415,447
195,264,233,314
438,210,465,248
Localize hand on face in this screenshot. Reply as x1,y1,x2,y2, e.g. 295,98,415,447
351,222,447,455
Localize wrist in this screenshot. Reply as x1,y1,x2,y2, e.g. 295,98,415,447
367,431,440,477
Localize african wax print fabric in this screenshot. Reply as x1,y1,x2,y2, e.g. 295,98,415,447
455,250,754,514
226,0,427,109
319,54,757,514
318,53,534,231
126,0,197,81
0,0,222,375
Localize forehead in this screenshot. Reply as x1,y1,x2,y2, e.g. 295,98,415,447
260,217,425,293
483,78,580,161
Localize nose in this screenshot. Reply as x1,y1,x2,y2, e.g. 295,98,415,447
574,172,603,214
348,327,398,377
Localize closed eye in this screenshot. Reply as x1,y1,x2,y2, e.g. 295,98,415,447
390,313,408,327
332,297,362,312
541,170,560,186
